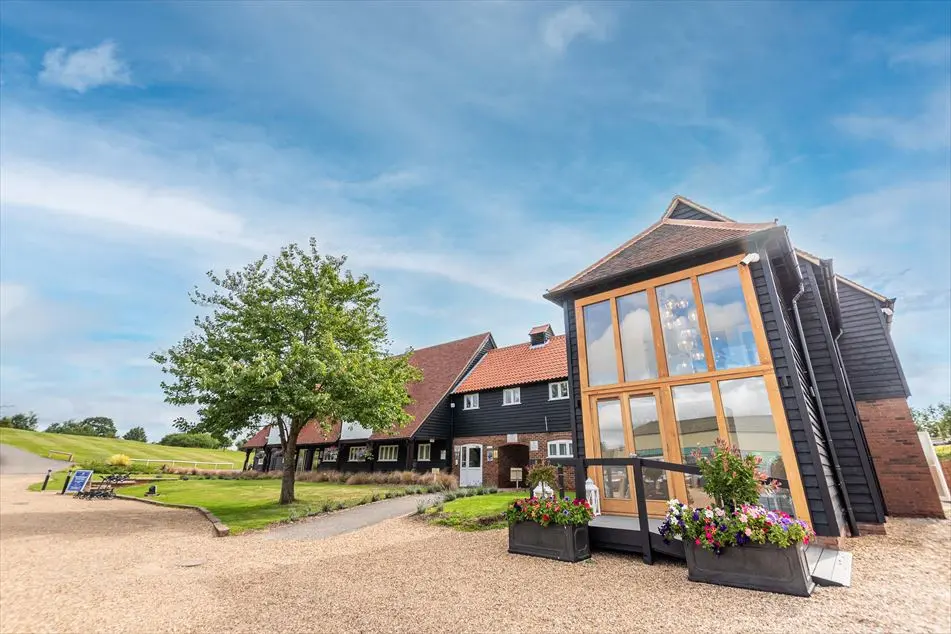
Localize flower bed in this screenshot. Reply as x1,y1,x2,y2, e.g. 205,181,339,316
660,500,812,554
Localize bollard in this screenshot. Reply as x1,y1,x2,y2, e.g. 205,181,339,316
60,469,74,495
41,469,52,491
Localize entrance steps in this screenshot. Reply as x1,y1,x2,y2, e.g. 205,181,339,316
805,545,852,587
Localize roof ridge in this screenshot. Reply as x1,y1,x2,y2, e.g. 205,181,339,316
664,218,776,230
408,331,491,353
662,195,737,222
485,333,566,353
795,249,889,303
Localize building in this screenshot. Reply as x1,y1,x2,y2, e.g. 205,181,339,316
242,332,493,473
542,195,943,551
450,325,573,488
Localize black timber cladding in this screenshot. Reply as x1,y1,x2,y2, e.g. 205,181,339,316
668,201,717,221
797,263,886,524
452,381,571,437
837,283,910,401
756,255,843,536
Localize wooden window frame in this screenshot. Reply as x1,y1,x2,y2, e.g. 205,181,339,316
417,443,431,462
549,381,569,400
322,447,338,462
502,387,521,406
348,446,367,462
463,393,479,410
574,255,811,524
378,445,399,462
547,439,573,458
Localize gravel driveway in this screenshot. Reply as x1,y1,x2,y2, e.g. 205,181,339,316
2,474,950,634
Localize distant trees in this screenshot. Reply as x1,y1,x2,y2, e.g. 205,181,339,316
913,403,951,441
45,417,117,438
0,412,39,430
122,426,148,442
158,432,221,449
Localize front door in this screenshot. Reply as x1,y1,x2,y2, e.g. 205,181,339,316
459,444,483,487
589,390,685,516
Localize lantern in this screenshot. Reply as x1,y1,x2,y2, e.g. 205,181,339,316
585,477,602,516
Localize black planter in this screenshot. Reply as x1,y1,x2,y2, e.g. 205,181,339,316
685,541,815,597
508,521,591,562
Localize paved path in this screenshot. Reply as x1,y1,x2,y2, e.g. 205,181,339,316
264,492,441,540
0,443,71,474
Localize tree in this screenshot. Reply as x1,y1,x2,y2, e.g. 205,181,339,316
0,412,39,430
151,240,422,504
158,432,219,449
123,426,148,442
45,416,117,437
913,403,951,440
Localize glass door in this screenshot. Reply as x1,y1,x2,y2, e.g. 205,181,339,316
589,390,683,516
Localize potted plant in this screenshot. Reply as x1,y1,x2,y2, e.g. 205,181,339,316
505,496,593,562
660,439,815,596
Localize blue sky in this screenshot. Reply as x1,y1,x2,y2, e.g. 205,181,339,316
1,2,949,439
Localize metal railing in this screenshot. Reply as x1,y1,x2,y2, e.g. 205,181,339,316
549,455,788,565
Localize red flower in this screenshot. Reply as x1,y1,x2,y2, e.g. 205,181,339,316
542,514,550,522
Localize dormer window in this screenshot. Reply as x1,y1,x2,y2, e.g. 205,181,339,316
529,324,554,347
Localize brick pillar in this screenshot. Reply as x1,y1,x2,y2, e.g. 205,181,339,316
856,398,944,518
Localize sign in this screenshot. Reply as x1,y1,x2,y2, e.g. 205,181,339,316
66,470,94,494
510,467,523,481
506,433,518,443
529,440,539,451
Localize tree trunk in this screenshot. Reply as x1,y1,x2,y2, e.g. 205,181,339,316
279,425,299,505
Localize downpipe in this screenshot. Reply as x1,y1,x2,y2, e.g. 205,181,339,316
791,283,860,537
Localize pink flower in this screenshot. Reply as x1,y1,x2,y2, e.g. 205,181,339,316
695,538,701,545
744,528,752,536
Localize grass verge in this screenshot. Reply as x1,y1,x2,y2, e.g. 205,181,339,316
118,479,410,533
426,491,524,531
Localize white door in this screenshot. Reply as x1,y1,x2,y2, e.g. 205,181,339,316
459,444,483,487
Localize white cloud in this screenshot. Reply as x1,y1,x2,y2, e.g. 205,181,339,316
541,5,607,54
38,41,131,92
0,283,28,320
835,88,951,151
889,37,951,67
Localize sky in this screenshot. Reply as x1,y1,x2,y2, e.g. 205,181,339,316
0,1,949,440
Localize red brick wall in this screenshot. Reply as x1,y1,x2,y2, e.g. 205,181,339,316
856,398,944,518
452,432,575,491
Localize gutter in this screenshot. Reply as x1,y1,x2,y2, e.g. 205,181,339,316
790,280,860,537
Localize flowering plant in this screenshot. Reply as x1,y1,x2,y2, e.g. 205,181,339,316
505,496,594,527
694,438,779,510
660,499,812,555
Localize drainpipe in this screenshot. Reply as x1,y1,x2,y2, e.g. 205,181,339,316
791,282,860,537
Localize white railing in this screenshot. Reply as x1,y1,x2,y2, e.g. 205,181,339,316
129,459,235,469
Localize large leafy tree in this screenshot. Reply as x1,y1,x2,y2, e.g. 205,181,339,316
45,416,117,437
152,240,421,504
0,412,39,430
123,426,148,442
913,403,951,441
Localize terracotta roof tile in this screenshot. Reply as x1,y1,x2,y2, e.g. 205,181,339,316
242,426,270,449
453,335,567,394
529,324,552,335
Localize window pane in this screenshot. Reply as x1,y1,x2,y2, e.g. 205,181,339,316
671,383,719,507
698,268,758,370
467,447,481,468
629,395,669,501
657,280,706,376
602,466,631,500
583,300,619,386
595,398,630,500
617,291,658,382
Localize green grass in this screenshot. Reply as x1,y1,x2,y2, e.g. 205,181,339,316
0,428,245,468
935,444,951,459
27,471,179,492
427,491,524,531
118,479,406,533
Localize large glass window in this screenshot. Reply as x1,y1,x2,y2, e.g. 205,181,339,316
596,399,630,499
583,300,619,386
698,268,758,370
617,291,658,382
671,383,719,507
656,280,706,376
629,395,668,501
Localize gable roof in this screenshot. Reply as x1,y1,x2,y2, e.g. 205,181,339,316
370,332,492,439
547,216,776,296
241,419,342,449
453,334,567,394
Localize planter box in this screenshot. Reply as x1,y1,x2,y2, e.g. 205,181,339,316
508,521,590,562
685,542,815,597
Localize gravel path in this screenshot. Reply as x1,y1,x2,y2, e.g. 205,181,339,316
2,474,950,634
264,493,441,540
0,444,71,474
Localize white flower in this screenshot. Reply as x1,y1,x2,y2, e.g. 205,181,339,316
715,508,725,517
704,509,713,519
739,514,748,523
668,499,681,508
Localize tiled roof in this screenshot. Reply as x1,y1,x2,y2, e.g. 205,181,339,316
241,420,341,449
529,324,552,335
242,426,270,449
453,335,567,394
547,217,776,296
371,332,492,439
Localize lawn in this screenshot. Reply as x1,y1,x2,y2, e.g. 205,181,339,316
0,428,245,468
935,444,951,459
427,491,525,531
118,479,407,533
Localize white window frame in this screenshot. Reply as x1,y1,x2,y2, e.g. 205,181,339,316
549,381,569,400
348,446,367,462
378,445,399,462
547,440,573,458
417,443,431,461
322,447,338,462
502,387,521,406
463,393,479,410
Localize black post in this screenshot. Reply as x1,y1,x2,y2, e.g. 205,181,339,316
242,450,251,471
41,469,52,491
557,465,565,499
632,457,653,565
60,469,74,495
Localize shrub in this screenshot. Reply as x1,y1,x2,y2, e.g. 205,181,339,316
158,432,221,449
80,460,158,475
416,501,429,515
527,462,557,492
695,438,777,510
505,496,593,527
443,492,457,502
106,454,132,467
488,487,498,494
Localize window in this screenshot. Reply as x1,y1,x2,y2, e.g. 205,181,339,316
549,381,569,400
463,393,479,410
698,268,758,370
417,443,431,461
378,445,398,462
348,446,368,462
502,387,521,406
657,279,707,376
618,291,658,381
547,440,573,457
671,383,719,507
595,398,630,499
322,447,338,462
583,300,619,386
